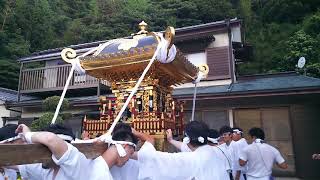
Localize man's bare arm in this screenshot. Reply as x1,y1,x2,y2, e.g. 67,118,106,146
132,128,155,145
166,129,183,151
16,124,68,160
277,162,288,169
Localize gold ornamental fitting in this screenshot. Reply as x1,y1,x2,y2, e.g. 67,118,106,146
198,64,209,76
61,48,77,64
137,21,148,35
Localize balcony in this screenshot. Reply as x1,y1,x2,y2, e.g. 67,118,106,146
20,64,109,94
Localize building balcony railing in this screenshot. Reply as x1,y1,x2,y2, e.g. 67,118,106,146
20,64,109,93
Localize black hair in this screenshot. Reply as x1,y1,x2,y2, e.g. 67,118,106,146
208,129,219,139
41,124,75,142
248,127,265,140
111,122,138,145
185,121,208,146
0,124,18,141
219,125,233,135
112,129,138,145
112,122,132,135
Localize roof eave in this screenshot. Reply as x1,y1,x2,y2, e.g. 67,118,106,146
174,86,320,100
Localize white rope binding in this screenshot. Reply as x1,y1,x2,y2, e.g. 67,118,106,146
52,46,101,124
190,71,206,121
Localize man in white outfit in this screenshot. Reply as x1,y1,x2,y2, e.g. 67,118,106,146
232,127,248,180
239,127,288,180
218,126,237,180
109,123,140,180
207,129,231,180
166,127,230,180
16,123,138,180
134,121,225,180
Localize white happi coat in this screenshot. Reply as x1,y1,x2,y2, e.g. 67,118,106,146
180,142,229,180
233,138,249,180
110,159,139,180
0,168,17,180
218,141,237,173
19,143,113,180
239,142,285,180
137,141,227,180
211,146,232,180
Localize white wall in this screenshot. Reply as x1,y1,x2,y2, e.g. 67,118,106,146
209,33,229,48
0,100,11,127
186,52,207,67
231,26,242,43
206,25,241,48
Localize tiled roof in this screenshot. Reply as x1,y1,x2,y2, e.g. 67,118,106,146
0,87,37,102
173,73,320,97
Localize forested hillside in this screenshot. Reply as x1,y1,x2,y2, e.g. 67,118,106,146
0,0,319,89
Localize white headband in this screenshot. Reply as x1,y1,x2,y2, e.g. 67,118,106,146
233,129,242,134
183,136,190,144
99,134,137,157
207,137,219,144
254,138,264,143
183,133,205,144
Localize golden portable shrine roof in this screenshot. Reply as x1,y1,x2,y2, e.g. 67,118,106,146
78,23,199,87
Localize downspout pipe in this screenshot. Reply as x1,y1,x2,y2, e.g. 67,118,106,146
226,19,236,92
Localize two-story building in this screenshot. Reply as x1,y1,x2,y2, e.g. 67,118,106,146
5,18,320,179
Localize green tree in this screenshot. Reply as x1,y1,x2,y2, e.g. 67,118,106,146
303,11,320,36
31,96,70,130
12,0,55,51
148,0,201,30
195,0,235,23
260,0,310,23
280,30,319,76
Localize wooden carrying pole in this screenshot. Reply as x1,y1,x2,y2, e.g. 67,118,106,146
0,143,107,166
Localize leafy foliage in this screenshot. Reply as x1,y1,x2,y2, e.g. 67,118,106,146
31,96,70,130
31,112,63,131
42,96,70,112
0,0,320,90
